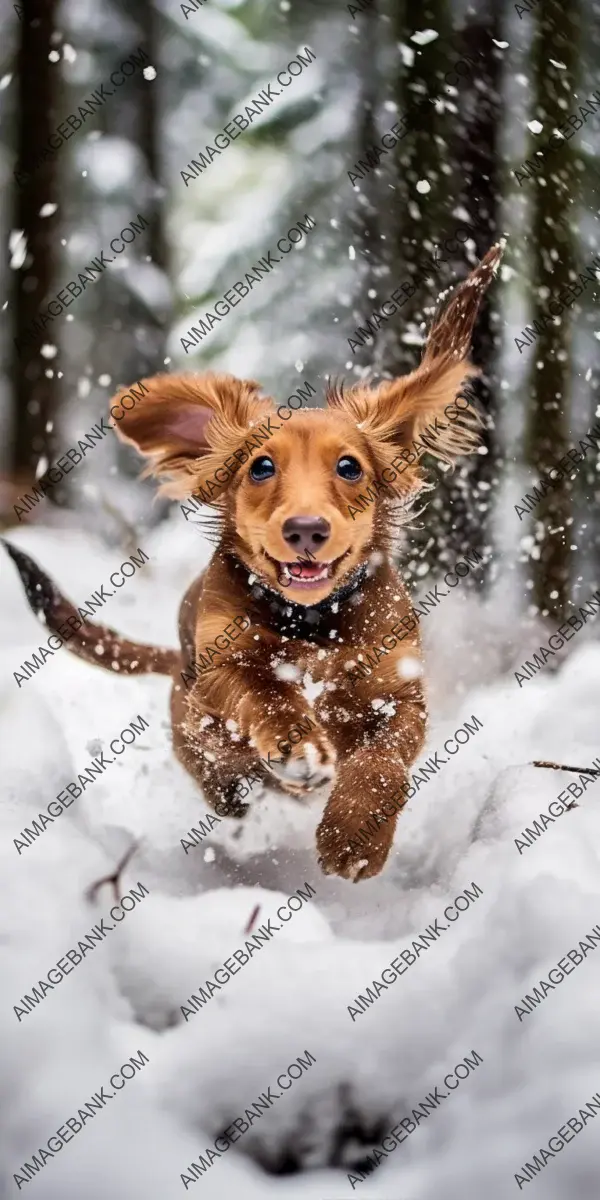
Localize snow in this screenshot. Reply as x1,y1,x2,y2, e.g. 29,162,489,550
9,230,27,270
2,517,600,1197
410,30,440,47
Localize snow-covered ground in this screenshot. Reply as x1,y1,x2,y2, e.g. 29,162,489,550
2,516,600,1200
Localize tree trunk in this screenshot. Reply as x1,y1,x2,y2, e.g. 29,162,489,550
385,0,505,585
12,0,60,487
346,0,384,378
523,0,579,620
386,0,452,379
139,0,168,277
423,6,503,587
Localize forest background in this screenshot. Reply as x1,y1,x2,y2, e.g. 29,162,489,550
2,0,600,632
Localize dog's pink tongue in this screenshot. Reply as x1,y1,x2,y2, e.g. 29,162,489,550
289,561,324,579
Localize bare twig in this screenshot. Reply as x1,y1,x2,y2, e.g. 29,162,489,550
244,904,261,935
86,840,139,904
532,760,600,777
529,759,600,812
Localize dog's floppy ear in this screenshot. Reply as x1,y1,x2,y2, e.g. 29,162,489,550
329,242,503,488
110,372,273,498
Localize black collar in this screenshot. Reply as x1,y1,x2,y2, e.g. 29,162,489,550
227,554,370,640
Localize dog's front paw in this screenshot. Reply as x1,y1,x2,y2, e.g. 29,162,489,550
315,749,405,880
316,808,395,881
272,730,337,792
250,713,336,795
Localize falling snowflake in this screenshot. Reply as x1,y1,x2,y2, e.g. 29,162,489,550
9,230,27,269
411,29,439,45
397,657,423,680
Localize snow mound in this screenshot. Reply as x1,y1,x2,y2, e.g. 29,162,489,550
2,524,600,1199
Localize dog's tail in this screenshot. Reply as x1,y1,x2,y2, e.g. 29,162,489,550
3,540,179,676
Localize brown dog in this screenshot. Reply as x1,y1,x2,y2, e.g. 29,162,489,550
6,245,501,881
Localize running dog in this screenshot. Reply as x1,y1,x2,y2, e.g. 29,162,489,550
5,244,502,880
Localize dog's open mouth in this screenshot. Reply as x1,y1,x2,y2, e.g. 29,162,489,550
264,551,349,591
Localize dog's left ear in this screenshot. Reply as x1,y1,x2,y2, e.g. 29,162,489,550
110,372,273,498
329,242,503,481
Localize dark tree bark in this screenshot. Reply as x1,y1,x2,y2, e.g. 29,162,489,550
384,0,482,588
346,0,384,378
139,0,168,276
384,0,504,585
387,0,452,379
12,0,60,485
523,0,579,620
422,5,503,587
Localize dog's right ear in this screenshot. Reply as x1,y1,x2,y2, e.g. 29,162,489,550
110,372,272,497
324,242,503,500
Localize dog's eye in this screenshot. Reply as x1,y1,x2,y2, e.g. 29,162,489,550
249,455,276,482
336,455,363,482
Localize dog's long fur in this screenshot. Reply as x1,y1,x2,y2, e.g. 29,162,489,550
6,245,502,881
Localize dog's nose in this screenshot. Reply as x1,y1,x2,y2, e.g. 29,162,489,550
282,516,331,554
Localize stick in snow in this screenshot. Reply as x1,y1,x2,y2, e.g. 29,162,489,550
529,759,600,810
244,904,261,935
531,760,600,777
86,840,139,903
